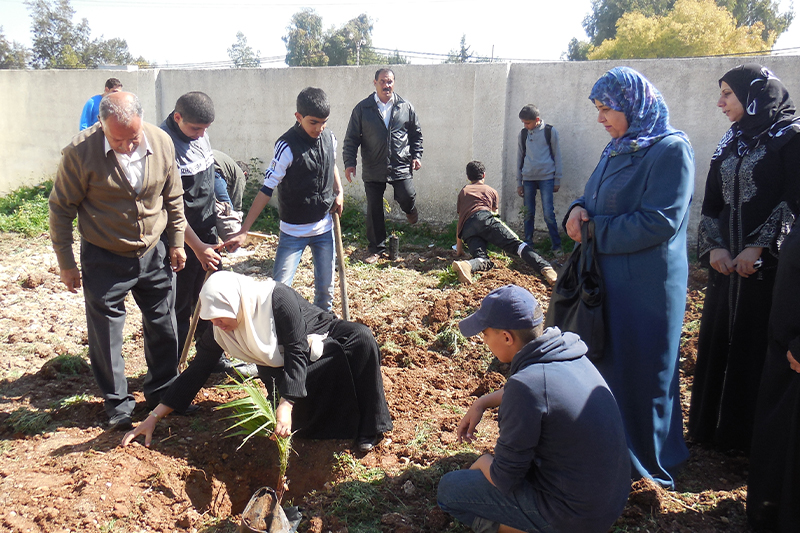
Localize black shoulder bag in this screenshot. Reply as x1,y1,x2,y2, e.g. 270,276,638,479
544,220,605,361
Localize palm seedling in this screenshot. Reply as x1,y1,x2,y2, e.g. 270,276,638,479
216,373,293,503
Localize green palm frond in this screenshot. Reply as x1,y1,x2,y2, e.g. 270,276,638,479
216,371,293,501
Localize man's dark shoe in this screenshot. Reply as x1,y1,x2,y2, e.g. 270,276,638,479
108,413,133,431
172,404,201,417
356,434,382,452
364,252,384,265
406,207,419,224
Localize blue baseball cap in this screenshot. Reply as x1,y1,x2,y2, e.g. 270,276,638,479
459,285,543,337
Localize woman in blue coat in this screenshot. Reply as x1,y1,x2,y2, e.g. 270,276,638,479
565,67,694,488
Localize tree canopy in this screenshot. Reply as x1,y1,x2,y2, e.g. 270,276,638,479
568,0,792,59
283,9,329,66
24,0,150,69
445,35,473,63
228,31,260,68
588,0,773,59
0,27,29,69
283,9,406,67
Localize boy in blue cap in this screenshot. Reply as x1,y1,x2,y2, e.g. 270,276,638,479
437,285,630,533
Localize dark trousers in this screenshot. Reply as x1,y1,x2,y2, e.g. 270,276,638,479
462,211,550,274
81,239,179,418
364,179,416,254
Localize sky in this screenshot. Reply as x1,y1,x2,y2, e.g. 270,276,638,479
2,0,800,67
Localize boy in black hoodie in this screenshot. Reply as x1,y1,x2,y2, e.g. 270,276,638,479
437,285,630,533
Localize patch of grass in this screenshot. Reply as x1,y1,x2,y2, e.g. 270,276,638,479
99,518,118,533
380,340,403,356
335,451,386,483
683,319,701,334
437,266,460,288
440,404,465,415
436,323,468,355
404,330,428,347
190,418,209,432
339,197,368,245
5,407,52,435
50,353,88,376
385,220,457,249
52,393,92,410
408,420,434,449
0,181,53,236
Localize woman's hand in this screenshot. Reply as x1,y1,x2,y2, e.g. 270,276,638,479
273,398,293,439
732,247,763,278
709,248,735,275
121,416,157,447
566,207,589,242
121,404,173,447
787,350,800,373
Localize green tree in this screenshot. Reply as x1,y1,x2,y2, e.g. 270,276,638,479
565,37,592,60
323,14,385,66
283,8,328,66
0,27,29,69
228,31,260,67
578,0,791,48
25,0,90,68
588,0,772,59
445,35,473,63
283,10,405,67
25,0,149,68
386,49,409,65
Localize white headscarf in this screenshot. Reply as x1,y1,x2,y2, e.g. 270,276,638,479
199,271,284,367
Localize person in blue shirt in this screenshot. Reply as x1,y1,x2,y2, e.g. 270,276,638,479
79,78,122,130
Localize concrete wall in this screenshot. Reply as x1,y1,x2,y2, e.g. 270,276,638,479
2,57,800,240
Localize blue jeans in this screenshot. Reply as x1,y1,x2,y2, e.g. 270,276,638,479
273,230,335,312
437,469,555,533
523,179,561,249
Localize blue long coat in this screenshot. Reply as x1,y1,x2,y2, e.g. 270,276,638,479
570,134,694,488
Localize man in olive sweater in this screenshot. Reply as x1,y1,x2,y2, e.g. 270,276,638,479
49,92,187,430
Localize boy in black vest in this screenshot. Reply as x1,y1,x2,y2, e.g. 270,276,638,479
517,104,563,255
225,87,343,312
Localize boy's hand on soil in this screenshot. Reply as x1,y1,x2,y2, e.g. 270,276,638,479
457,403,485,443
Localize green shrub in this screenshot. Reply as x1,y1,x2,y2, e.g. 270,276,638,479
5,407,51,435
0,181,53,236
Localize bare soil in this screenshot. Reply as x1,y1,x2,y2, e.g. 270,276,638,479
0,231,750,533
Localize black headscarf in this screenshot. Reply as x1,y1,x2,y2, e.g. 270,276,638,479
712,63,800,160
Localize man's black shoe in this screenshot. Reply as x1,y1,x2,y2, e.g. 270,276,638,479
107,413,133,431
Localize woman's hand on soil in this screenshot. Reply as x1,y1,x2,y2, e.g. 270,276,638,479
121,417,157,447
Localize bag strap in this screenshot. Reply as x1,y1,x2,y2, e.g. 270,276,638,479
579,220,597,275
544,124,555,162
